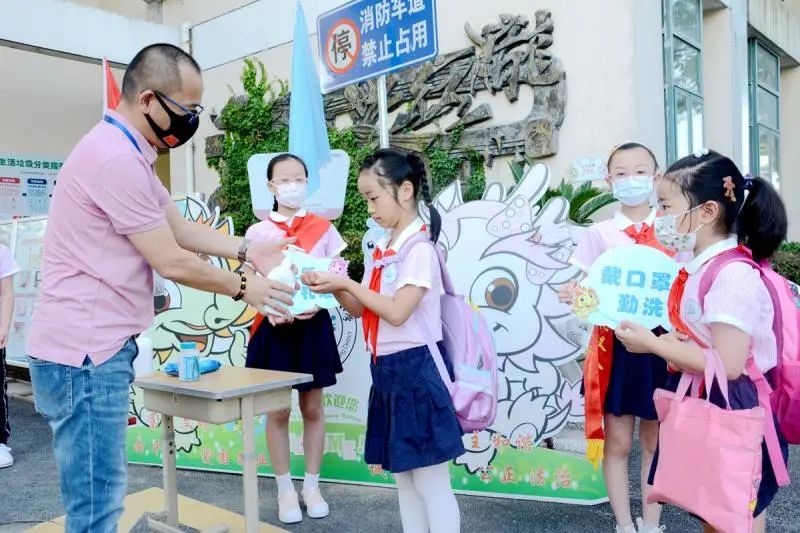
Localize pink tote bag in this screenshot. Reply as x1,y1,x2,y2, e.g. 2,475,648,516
648,349,765,533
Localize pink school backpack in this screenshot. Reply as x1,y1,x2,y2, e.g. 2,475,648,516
698,245,798,484
383,232,499,432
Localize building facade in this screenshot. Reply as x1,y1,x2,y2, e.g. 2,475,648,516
2,0,799,237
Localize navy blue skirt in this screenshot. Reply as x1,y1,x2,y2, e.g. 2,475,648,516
245,310,342,392
580,330,670,420
649,372,789,517
604,332,670,420
364,343,466,473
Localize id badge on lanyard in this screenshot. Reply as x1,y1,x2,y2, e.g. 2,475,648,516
103,115,143,155
104,115,164,293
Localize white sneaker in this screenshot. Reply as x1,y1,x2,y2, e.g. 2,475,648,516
636,518,665,533
615,525,637,533
278,491,302,524
302,488,330,519
0,444,13,468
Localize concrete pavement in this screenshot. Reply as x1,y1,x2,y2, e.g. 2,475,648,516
1,397,798,532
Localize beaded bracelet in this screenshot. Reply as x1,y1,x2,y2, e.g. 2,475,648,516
232,271,247,301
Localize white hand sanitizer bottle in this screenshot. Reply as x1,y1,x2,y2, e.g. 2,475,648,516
134,335,154,377
263,255,295,316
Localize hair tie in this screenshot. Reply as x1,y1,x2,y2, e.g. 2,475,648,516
744,173,754,191
722,176,736,203
693,148,710,158
610,139,653,153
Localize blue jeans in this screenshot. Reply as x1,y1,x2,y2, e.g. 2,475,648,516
29,339,137,533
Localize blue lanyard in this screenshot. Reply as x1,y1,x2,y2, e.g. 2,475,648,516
103,115,142,155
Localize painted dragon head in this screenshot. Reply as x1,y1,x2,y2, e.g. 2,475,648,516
148,197,255,368
431,164,587,473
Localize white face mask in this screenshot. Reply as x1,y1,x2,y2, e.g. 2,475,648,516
654,206,704,253
611,175,655,207
274,182,307,209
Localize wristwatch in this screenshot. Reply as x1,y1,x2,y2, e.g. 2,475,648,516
237,238,251,263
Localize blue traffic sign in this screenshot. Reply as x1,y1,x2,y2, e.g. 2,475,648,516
317,0,438,93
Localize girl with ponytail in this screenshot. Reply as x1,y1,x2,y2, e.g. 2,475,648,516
304,148,463,533
615,150,789,533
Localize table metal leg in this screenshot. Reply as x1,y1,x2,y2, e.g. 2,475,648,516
241,396,259,533
162,414,179,528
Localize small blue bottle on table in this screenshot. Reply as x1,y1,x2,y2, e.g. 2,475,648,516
178,342,200,382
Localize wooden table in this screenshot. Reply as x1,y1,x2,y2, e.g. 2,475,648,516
135,367,312,533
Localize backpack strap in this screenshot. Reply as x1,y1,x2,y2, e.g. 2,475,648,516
373,231,428,267
382,231,458,297
433,244,457,297
408,240,456,389
697,247,760,298
411,309,455,389
698,247,786,367
379,232,456,387
697,246,790,486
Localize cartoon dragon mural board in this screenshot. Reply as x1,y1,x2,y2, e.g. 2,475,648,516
430,163,593,474
126,191,606,503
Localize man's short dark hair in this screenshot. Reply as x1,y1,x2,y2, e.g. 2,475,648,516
121,43,201,101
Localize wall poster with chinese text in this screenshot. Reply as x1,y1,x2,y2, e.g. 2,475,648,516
0,154,61,219
1,217,48,366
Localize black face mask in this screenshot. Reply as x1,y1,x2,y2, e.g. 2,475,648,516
143,91,201,149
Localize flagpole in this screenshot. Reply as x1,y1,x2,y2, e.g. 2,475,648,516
181,21,196,196
101,58,108,115
377,75,389,149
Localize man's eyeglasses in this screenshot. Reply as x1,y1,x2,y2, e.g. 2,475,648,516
155,90,205,122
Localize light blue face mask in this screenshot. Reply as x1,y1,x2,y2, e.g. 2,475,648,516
612,175,655,207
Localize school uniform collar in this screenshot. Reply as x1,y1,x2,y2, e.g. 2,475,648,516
269,209,307,223
685,236,738,275
613,209,657,231
377,218,425,252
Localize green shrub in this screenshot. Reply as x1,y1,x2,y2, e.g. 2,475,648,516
327,128,374,282
774,243,800,285
207,59,289,233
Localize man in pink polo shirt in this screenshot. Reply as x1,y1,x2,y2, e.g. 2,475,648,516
26,44,295,532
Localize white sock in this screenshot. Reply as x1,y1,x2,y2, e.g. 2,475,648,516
275,473,294,495
410,463,460,533
394,471,428,533
303,472,319,492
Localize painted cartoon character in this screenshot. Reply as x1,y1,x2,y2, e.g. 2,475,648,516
572,285,600,320
431,164,586,473
129,197,255,453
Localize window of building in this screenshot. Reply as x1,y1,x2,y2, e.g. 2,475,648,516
663,0,704,163
749,40,780,188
